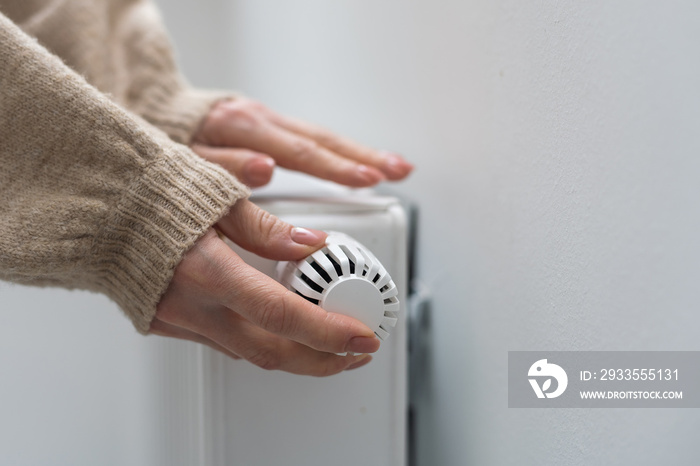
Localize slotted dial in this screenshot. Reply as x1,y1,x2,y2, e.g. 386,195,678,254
277,232,400,347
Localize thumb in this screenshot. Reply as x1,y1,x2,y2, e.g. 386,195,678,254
217,199,327,260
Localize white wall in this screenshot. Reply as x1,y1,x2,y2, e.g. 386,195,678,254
3,0,699,464
157,0,700,464
154,0,229,89
0,0,679,464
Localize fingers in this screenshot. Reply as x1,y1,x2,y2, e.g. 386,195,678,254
217,199,327,261
198,99,407,187
214,201,380,353
205,240,378,354
263,110,414,181
239,121,386,187
155,228,380,375
152,299,373,375
163,230,379,354
189,307,373,376
191,144,275,188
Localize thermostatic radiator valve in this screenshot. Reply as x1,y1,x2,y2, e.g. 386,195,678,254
276,232,400,351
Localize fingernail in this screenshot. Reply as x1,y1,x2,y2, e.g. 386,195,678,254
244,157,275,187
356,165,385,185
291,227,326,246
381,151,414,179
348,336,380,354
346,355,373,371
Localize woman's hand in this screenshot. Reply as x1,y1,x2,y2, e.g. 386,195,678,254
192,97,413,187
150,199,379,376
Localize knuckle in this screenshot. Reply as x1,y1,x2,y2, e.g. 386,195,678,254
245,207,288,251
253,207,278,239
289,139,319,165
308,313,334,351
315,311,347,352
253,291,294,336
314,130,337,148
262,209,296,251
219,101,261,131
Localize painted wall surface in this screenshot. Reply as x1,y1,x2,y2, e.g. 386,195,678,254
2,1,698,464
158,0,700,464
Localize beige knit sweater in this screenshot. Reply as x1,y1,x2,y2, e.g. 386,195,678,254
0,0,250,333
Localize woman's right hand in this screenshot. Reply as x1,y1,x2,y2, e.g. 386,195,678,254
149,199,379,376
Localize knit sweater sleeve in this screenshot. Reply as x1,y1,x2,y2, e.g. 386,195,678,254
0,13,250,333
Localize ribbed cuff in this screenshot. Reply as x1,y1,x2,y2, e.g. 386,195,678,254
94,144,250,333
138,87,236,145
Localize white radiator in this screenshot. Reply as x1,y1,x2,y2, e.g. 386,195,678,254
1,173,409,466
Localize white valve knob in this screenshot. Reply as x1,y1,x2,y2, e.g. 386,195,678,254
276,232,400,344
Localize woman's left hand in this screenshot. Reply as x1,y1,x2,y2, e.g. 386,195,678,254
192,97,413,187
